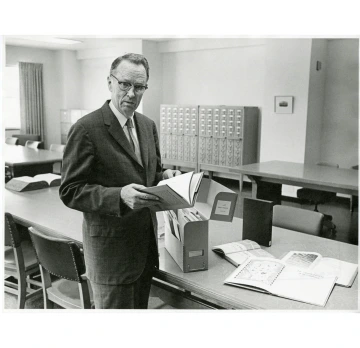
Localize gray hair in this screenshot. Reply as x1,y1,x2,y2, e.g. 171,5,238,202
110,53,150,81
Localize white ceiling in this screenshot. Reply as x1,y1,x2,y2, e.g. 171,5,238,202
5,35,177,50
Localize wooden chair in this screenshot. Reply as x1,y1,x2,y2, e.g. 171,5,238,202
297,162,339,233
28,226,92,309
4,213,43,309
25,140,42,149
49,144,66,174
6,137,19,145
273,205,324,235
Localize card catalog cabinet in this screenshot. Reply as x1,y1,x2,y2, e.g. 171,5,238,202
160,105,199,170
198,105,259,172
60,109,93,144
160,104,259,183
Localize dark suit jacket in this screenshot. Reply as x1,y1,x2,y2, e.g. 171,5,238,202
59,101,163,285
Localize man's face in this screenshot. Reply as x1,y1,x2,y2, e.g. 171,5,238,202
107,60,148,118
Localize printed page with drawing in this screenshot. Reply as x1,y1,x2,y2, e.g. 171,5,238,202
225,257,337,306
281,251,358,287
212,240,274,267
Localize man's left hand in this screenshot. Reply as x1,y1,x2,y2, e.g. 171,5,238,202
163,169,182,179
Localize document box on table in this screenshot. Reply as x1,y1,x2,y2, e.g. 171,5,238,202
164,178,238,273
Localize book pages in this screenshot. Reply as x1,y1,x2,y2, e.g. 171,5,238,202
225,257,337,307
226,249,274,267
272,267,336,307
312,258,358,287
282,251,358,287
34,173,61,186
189,172,204,205
213,240,261,254
157,171,193,203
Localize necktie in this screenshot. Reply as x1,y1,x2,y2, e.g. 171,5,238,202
125,118,136,152
125,118,143,165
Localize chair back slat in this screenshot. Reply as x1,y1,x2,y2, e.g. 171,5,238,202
25,140,42,149
6,137,19,145
273,205,324,235
12,134,40,146
4,213,22,247
28,227,85,282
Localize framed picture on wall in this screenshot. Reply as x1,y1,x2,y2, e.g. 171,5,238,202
275,96,294,114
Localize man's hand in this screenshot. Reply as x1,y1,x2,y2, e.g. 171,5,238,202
163,169,182,179
121,184,160,210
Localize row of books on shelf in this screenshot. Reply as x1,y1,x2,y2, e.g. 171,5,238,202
212,240,358,307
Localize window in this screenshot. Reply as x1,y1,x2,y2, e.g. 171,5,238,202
2,66,21,129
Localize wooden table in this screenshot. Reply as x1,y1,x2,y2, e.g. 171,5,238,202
233,160,359,204
4,144,63,177
4,187,358,310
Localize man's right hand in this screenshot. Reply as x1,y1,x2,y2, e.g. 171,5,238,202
120,183,160,210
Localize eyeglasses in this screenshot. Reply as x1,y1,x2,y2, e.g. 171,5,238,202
110,74,148,94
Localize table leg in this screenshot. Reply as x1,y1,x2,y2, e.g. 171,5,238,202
350,195,358,213
239,174,244,194
248,175,282,205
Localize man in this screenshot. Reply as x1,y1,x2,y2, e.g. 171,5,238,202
59,53,180,309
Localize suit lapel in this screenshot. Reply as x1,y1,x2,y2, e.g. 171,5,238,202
101,101,140,165
134,112,149,170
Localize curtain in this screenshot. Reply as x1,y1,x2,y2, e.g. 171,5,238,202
19,62,45,141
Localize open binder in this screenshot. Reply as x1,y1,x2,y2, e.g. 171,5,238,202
164,178,238,273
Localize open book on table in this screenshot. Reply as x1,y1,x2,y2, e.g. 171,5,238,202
140,171,204,211
281,251,358,287
6,174,61,192
212,240,274,267
225,257,337,307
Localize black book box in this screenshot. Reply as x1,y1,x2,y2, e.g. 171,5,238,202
242,198,274,247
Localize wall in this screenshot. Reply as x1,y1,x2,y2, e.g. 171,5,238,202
142,40,163,130
55,50,81,109
161,40,265,106
304,39,328,165
78,40,143,111
79,56,114,110
320,39,359,168
6,45,62,148
261,39,312,164
5,129,20,138
2,41,20,140
261,39,313,196
160,38,315,166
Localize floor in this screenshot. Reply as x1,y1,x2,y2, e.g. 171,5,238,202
4,178,358,309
